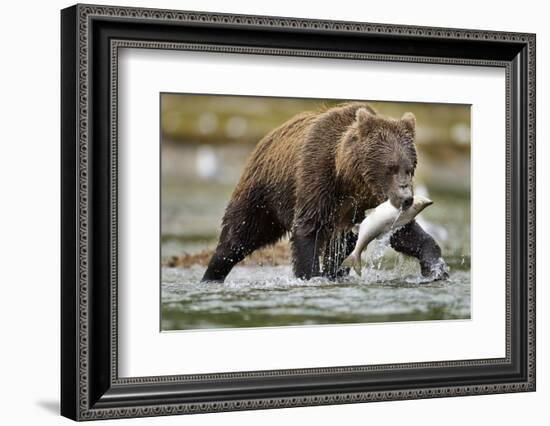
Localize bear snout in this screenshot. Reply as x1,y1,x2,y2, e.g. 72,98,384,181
402,196,413,210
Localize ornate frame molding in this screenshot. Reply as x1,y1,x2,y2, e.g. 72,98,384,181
61,4,535,421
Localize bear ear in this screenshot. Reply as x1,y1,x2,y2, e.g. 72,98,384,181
401,112,416,136
355,108,376,130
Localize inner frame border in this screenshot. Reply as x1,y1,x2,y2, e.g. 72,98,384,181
111,40,510,384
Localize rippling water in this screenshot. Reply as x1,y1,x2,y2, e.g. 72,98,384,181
161,261,470,331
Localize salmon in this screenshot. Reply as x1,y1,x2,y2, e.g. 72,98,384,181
342,195,434,276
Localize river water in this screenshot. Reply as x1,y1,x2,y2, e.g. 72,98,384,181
161,258,470,331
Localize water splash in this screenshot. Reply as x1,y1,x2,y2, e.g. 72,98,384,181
368,232,392,270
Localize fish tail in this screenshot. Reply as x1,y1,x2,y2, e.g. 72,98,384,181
342,253,362,276
341,253,355,268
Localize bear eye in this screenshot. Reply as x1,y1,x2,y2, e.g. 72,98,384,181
388,165,399,175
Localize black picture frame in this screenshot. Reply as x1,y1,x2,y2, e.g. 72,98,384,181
61,3,536,421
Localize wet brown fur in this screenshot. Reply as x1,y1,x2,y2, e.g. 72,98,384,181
202,102,422,281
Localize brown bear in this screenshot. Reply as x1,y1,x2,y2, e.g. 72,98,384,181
202,102,447,282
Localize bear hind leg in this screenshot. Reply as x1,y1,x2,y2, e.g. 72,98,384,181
202,203,285,283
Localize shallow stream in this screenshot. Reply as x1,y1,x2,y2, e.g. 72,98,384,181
161,259,470,330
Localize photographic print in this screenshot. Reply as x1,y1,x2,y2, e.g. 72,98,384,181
161,95,471,331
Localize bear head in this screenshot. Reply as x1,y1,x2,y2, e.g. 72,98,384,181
336,107,418,210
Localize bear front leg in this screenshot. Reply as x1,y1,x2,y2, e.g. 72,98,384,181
390,220,449,280
291,227,325,280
